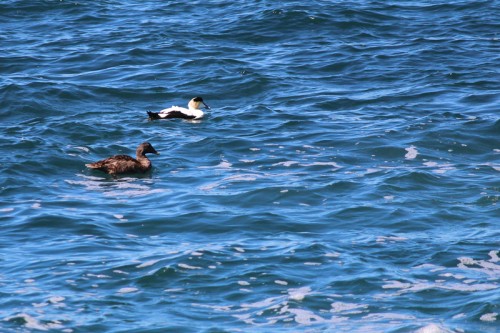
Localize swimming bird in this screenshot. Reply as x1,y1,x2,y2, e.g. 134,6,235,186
147,96,210,120
85,142,159,175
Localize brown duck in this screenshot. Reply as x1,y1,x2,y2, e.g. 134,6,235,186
86,142,159,175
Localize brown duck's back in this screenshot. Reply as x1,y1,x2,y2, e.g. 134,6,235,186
86,155,151,175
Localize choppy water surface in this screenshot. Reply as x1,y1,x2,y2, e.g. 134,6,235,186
1,1,499,332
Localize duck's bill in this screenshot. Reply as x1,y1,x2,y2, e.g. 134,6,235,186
203,102,211,109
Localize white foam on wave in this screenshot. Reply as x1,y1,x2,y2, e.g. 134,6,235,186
458,256,500,278
424,161,439,167
4,313,64,331
288,287,311,301
273,161,299,167
272,161,341,169
405,146,418,159
441,282,497,292
118,287,138,294
74,146,90,153
415,323,454,333
191,303,233,312
452,313,466,319
435,165,455,174
382,281,413,289
48,296,65,304
199,174,259,191
241,296,280,309
164,288,183,293
423,161,454,174
480,312,497,322
113,214,127,221
331,301,368,314
199,159,232,169
287,308,325,325
217,160,232,169
365,168,381,174
33,301,48,308
376,235,408,243
226,174,258,182
86,273,111,279
178,263,202,270
439,272,465,280
136,259,160,268
304,261,322,266
113,270,129,275
231,288,458,328
234,247,245,253
381,253,499,296
302,161,341,168
482,162,500,171
382,279,497,294
362,312,415,321
49,299,66,308
489,250,499,262
232,313,253,325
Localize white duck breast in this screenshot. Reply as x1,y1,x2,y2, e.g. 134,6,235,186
147,97,210,120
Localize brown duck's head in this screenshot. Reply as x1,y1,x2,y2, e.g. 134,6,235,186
137,142,160,156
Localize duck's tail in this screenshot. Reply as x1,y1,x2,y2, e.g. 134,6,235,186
147,111,161,120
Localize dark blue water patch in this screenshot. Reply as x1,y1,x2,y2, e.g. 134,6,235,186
460,92,500,105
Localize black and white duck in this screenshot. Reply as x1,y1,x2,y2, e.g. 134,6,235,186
147,96,210,120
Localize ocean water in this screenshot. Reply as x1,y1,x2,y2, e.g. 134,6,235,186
0,0,499,332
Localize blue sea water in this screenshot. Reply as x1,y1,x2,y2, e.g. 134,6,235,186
1,0,499,332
